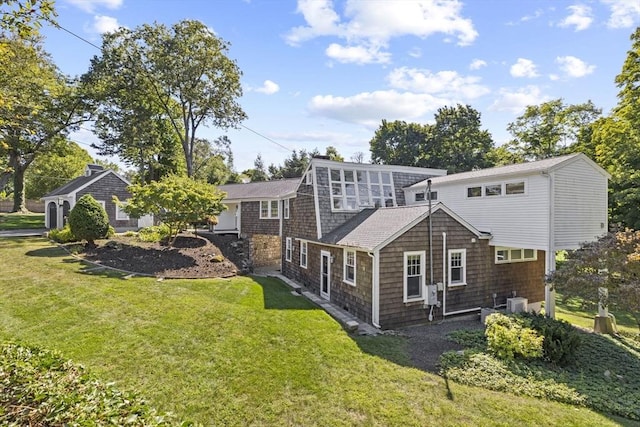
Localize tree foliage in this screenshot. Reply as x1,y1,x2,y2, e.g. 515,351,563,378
505,99,601,161
243,154,269,182
0,37,89,212
25,141,92,199
82,19,246,178
369,104,494,173
269,146,344,179
553,229,640,329
68,194,110,247
0,0,56,38
122,175,226,245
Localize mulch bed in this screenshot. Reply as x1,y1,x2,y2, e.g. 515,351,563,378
80,233,242,278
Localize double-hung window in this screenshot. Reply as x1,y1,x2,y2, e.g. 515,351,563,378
404,251,425,302
260,200,279,219
115,202,129,220
285,237,292,262
300,241,308,268
448,249,466,286
343,249,356,285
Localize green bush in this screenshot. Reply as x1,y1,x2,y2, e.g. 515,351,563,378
48,224,78,243
485,313,543,361
519,312,582,366
138,223,171,242
68,195,110,246
0,342,176,425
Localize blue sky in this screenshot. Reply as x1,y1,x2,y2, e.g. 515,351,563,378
41,0,640,173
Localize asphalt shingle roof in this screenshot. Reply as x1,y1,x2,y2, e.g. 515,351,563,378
406,153,583,188
43,170,112,198
321,204,434,251
217,178,300,200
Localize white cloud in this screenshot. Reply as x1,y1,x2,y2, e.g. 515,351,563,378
287,0,478,63
602,0,640,28
510,58,539,78
308,91,449,127
559,4,593,31
66,0,123,13
556,55,595,77
270,131,361,146
408,47,422,59
490,86,549,114
254,80,280,95
326,43,391,64
91,15,120,34
469,59,487,70
387,67,490,99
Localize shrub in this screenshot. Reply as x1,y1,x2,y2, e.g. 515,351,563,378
0,342,176,425
485,313,543,361
519,312,582,366
48,224,78,243
68,195,110,246
138,223,171,242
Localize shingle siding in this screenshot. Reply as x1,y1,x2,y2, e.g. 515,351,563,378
240,201,279,236
77,174,137,229
392,171,439,205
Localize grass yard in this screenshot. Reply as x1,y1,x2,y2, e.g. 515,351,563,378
0,212,45,230
556,294,639,336
0,237,628,426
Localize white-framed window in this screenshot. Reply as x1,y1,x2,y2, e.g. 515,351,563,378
467,186,482,198
300,241,308,268
285,237,292,262
466,181,527,198
115,201,129,220
448,249,467,287
283,199,290,219
343,248,356,285
485,184,502,197
414,191,437,202
260,200,279,219
495,247,537,264
403,251,425,302
305,171,313,185
329,168,395,211
505,181,525,195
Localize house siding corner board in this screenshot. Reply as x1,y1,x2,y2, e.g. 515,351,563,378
241,201,279,236
77,175,137,229
553,158,608,249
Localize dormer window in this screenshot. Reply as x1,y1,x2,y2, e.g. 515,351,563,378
329,168,396,211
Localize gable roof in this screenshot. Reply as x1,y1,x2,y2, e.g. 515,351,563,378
321,203,486,251
43,169,117,198
405,153,609,189
217,178,299,201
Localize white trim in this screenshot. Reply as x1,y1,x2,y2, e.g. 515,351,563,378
96,200,106,209
343,248,356,286
494,247,537,264
328,167,397,211
313,164,322,239
448,248,467,287
299,241,308,269
283,199,290,219
285,237,292,262
371,250,380,327
320,250,331,300
115,201,129,220
311,157,447,176
403,250,425,302
259,200,280,219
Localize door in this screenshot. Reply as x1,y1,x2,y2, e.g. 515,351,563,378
47,202,57,229
320,250,331,300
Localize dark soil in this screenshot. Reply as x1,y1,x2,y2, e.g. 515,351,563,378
80,233,244,279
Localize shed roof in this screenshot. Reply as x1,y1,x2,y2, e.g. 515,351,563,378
321,203,485,251
406,153,607,189
218,178,299,200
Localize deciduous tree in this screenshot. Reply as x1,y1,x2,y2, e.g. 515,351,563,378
0,0,55,38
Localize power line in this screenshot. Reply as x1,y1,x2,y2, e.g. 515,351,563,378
39,13,295,156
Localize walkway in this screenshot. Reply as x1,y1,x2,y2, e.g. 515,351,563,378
0,229,46,237
254,269,379,336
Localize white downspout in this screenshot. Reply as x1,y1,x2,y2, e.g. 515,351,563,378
368,251,380,328
441,231,447,317
545,170,556,318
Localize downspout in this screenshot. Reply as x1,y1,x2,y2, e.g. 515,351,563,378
441,231,447,318
545,170,556,318
368,251,380,328
428,180,434,288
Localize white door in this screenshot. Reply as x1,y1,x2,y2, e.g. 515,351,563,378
216,203,238,231
320,250,331,300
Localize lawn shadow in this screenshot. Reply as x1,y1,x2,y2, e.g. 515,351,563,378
352,334,415,368
252,275,319,310
25,246,71,258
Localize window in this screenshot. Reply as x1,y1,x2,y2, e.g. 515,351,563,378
495,247,537,264
285,237,292,262
404,251,425,302
300,241,307,268
506,181,525,195
283,199,290,219
329,168,396,211
415,191,437,203
485,184,502,196
260,200,279,219
448,249,466,286
467,186,482,198
415,192,425,202
343,249,356,285
305,171,313,185
115,202,129,220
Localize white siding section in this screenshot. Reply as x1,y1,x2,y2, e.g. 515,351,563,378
422,174,551,249
553,158,608,249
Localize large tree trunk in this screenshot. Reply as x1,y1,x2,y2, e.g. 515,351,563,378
12,165,28,213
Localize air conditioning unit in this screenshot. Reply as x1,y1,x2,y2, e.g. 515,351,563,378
506,297,528,314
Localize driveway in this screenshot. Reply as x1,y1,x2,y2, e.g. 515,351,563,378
0,229,47,237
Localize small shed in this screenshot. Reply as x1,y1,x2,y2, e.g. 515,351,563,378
42,164,152,231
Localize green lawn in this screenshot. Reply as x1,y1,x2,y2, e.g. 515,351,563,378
0,212,45,230
0,237,626,426
556,294,639,336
